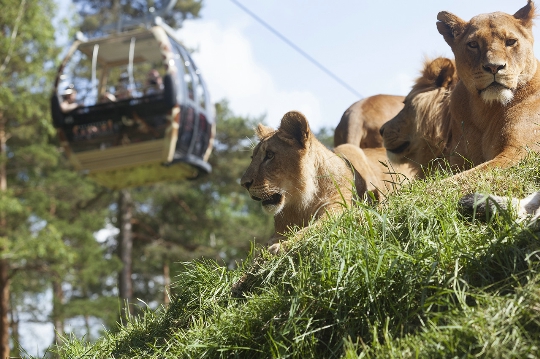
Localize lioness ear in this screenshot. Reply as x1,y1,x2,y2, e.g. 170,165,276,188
436,11,467,46
424,57,458,89
255,123,274,139
514,0,536,29
278,111,312,148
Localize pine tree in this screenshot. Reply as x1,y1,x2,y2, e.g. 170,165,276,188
0,0,124,354
74,0,203,33
0,0,60,355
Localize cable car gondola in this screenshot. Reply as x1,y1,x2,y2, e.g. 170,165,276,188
51,17,215,189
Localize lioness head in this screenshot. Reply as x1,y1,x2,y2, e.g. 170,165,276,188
380,57,458,175
241,111,319,216
437,1,537,106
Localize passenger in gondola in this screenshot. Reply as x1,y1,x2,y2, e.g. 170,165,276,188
60,84,79,113
144,69,163,95
115,72,132,100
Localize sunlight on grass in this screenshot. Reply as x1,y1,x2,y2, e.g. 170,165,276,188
54,154,540,358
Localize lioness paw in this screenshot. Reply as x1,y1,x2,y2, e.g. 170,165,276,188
458,193,491,218
268,242,288,255
268,243,281,255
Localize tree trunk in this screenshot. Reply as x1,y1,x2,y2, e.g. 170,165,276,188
8,295,18,358
118,189,133,324
0,115,10,359
82,288,91,342
84,314,91,342
163,260,170,307
0,116,6,192
52,279,64,346
0,261,9,359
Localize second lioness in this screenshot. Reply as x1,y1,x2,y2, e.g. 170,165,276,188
241,111,410,254
380,57,458,178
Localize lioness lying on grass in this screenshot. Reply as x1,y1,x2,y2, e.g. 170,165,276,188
241,111,410,254
435,1,540,181
382,2,540,183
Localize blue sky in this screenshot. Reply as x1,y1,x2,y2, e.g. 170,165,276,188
178,0,537,130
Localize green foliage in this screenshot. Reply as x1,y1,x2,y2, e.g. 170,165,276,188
57,154,540,358
315,126,335,148
0,0,121,351
74,0,203,32
0,0,58,81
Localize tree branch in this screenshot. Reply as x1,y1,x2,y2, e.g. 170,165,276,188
171,195,198,221
0,0,27,74
78,188,109,210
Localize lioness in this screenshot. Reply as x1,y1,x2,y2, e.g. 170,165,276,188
334,94,405,148
436,1,540,179
380,57,458,178
241,111,409,254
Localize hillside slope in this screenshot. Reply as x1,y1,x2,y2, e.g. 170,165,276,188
56,155,540,358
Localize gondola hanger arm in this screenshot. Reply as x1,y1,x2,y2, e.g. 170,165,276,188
100,0,178,33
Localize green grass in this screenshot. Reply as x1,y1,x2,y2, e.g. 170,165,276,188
54,154,540,358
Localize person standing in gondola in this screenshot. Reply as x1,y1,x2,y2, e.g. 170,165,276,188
60,84,79,112
144,69,163,95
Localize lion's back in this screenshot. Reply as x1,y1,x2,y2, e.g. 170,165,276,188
334,94,404,148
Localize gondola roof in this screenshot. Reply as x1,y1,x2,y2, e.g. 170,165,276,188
77,28,164,66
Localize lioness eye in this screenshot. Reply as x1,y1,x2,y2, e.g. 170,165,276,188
265,151,274,160
506,39,517,46
467,41,479,49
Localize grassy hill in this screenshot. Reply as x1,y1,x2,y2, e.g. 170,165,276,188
55,155,540,358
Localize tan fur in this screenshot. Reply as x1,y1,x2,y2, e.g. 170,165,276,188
334,94,405,148
241,111,409,254
380,57,458,178
436,1,540,181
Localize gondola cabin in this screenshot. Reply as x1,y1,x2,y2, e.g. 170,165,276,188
51,23,214,189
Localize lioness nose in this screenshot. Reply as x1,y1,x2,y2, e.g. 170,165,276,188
483,63,506,74
242,179,253,190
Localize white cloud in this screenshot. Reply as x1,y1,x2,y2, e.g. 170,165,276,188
178,20,323,130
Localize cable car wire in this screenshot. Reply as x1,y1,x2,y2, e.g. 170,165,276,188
229,0,363,99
